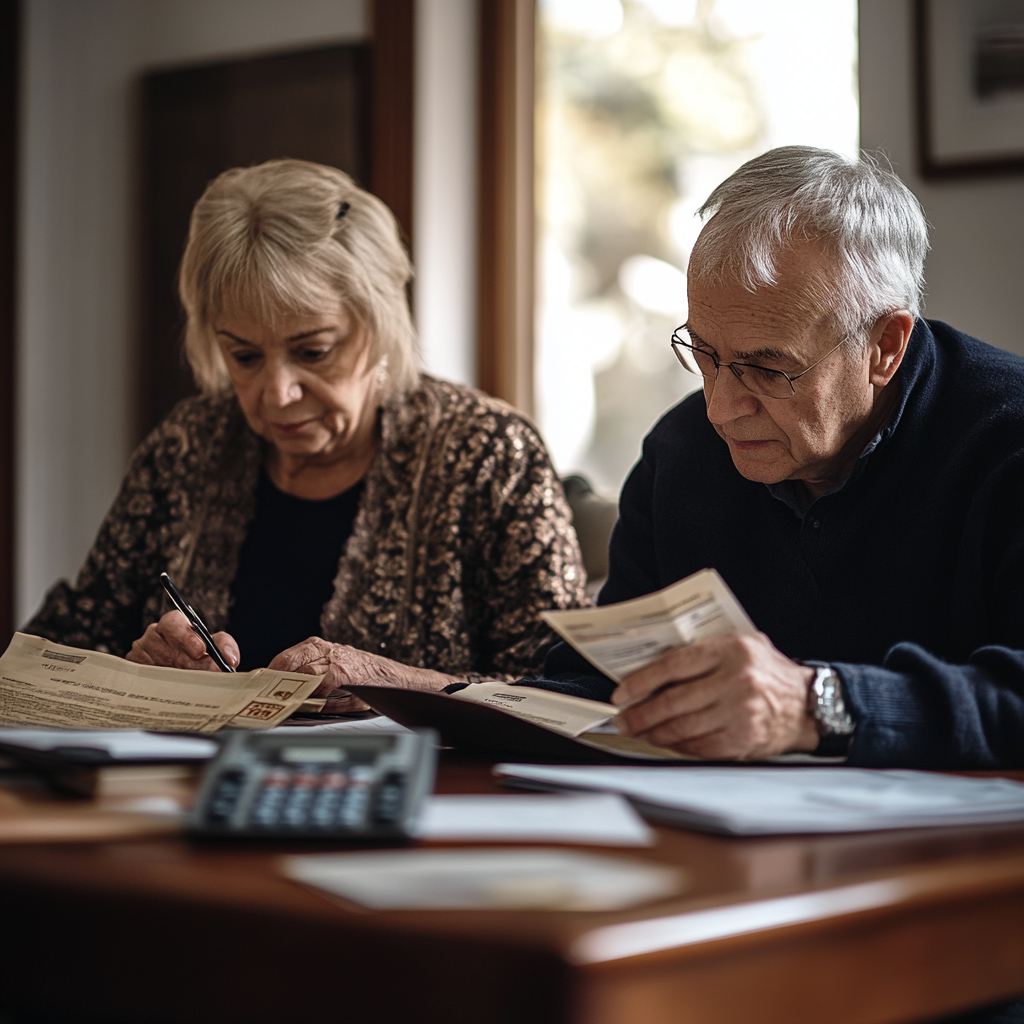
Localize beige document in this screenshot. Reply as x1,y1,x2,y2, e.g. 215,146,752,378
450,681,616,737
542,569,757,683
0,633,324,733
282,848,681,910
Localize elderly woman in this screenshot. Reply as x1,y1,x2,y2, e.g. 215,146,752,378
25,159,586,710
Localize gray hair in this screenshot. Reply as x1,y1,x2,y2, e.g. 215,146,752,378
690,146,929,340
179,159,418,397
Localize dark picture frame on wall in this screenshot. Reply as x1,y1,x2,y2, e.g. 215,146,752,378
139,44,370,439
137,0,415,442
916,0,1024,179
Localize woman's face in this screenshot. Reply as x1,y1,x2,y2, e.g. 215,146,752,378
214,303,379,463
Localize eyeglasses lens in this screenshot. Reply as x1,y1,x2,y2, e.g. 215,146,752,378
671,333,795,399
738,365,796,399
672,340,712,377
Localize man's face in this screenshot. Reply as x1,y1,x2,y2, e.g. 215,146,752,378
685,247,877,493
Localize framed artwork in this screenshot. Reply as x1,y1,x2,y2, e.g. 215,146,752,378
916,0,1024,178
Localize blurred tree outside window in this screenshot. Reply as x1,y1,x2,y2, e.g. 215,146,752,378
536,0,859,494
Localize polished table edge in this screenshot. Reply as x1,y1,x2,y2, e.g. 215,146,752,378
569,848,1024,965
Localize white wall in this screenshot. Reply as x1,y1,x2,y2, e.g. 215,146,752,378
413,0,478,387
859,0,1024,356
17,0,369,625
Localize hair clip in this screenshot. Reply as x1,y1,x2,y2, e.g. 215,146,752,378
337,201,351,221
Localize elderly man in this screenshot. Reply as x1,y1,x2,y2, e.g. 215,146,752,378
532,146,1024,771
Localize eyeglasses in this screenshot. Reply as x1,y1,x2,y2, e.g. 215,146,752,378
670,327,851,400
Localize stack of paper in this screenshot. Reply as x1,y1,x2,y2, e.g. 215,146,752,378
414,793,653,845
0,728,217,761
494,765,1024,835
281,848,681,910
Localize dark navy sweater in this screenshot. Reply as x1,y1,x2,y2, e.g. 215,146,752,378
533,320,1024,769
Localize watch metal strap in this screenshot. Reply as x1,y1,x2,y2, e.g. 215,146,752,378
807,664,855,757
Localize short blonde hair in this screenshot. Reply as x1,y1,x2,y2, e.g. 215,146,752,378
179,159,419,396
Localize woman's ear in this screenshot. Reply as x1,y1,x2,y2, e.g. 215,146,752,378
868,311,915,388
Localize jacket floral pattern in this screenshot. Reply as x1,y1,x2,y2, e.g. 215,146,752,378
25,376,588,678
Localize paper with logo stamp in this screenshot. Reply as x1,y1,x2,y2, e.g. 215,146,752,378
0,633,324,732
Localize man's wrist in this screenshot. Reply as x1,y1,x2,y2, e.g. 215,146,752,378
792,665,821,751
805,663,855,757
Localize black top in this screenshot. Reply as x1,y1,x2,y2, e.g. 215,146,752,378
525,320,1024,769
228,470,364,670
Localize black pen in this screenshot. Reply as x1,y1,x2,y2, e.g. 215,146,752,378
159,572,235,673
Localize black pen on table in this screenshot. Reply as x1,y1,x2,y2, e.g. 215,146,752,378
159,572,236,673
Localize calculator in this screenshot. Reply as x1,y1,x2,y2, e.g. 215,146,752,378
188,729,437,840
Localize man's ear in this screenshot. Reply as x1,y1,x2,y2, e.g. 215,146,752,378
868,311,914,388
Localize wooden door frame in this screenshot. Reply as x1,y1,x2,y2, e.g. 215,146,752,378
0,0,18,646
476,0,535,415
372,0,537,415
370,0,416,248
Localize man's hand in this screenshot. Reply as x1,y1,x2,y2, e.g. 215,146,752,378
127,611,240,672
612,633,820,760
268,638,456,714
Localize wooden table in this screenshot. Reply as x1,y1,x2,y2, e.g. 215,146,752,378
0,753,1022,1024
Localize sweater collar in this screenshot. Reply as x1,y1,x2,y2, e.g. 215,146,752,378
766,318,936,518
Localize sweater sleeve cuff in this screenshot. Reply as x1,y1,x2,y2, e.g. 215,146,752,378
832,661,946,768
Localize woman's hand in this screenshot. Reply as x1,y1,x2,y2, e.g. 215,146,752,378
127,611,241,672
268,638,454,714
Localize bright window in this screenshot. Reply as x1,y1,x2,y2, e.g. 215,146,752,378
536,0,859,493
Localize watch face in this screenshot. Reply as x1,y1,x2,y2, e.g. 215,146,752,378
812,668,855,737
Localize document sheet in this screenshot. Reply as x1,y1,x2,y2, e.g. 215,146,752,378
542,569,756,682
0,633,324,732
495,764,1024,835
281,848,682,910
413,793,654,845
449,681,616,736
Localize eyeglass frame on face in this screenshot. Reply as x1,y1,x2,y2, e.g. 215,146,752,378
670,326,852,400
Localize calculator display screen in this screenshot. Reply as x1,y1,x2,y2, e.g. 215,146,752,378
280,746,345,763
245,734,397,762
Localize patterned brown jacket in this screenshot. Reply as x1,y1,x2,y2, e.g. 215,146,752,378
25,376,588,677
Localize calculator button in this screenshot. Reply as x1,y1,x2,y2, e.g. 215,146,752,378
337,765,374,830
309,770,348,828
249,768,291,828
337,787,369,829
374,772,406,824
280,768,320,828
206,769,245,825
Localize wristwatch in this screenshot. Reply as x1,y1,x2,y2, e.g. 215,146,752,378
807,664,855,757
